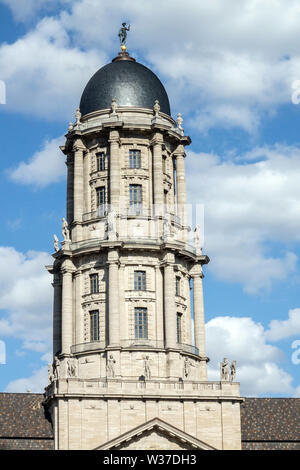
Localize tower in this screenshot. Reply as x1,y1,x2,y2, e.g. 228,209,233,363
44,42,242,450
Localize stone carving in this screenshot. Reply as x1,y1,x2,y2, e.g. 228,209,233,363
183,356,195,378
193,224,201,250
177,113,183,130
68,122,74,132
75,108,81,125
62,217,70,242
153,100,160,116
106,354,116,378
53,234,59,252
230,360,237,382
111,98,117,114
67,357,78,377
118,22,130,47
53,356,60,379
143,355,151,380
220,357,229,381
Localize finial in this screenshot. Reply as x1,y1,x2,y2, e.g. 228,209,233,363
153,100,160,117
177,113,183,130
118,22,130,52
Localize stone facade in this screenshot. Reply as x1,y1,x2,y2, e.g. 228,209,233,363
44,53,243,450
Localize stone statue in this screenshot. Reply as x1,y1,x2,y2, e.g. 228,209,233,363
183,357,194,378
118,22,130,47
75,108,81,125
67,358,77,378
62,217,70,242
163,214,171,240
48,363,54,384
106,210,117,240
193,224,201,249
53,356,60,379
153,100,160,116
106,354,116,378
68,122,74,132
220,357,229,381
53,234,59,252
111,98,117,114
230,360,237,382
143,355,151,380
177,113,183,130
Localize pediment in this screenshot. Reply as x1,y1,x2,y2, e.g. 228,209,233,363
95,417,215,450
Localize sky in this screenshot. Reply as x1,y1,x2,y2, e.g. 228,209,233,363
0,0,300,397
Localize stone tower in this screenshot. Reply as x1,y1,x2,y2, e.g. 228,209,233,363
44,47,242,450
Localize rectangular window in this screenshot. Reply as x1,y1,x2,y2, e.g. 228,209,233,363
96,186,106,216
176,276,181,296
90,273,99,294
90,310,99,342
129,149,141,169
96,152,105,171
134,271,146,291
134,307,148,339
129,184,142,215
177,313,182,344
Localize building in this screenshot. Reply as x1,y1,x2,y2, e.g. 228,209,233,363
0,42,299,451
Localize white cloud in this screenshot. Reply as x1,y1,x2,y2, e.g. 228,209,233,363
206,316,296,396
8,136,66,187
0,16,104,120
266,308,300,342
2,1,300,128
0,0,73,22
0,247,53,354
5,366,48,393
187,144,300,292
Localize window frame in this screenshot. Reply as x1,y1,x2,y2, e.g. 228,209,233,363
90,273,99,294
129,184,142,215
176,312,182,344
129,149,141,169
134,307,148,339
96,152,106,172
90,310,100,342
134,270,146,291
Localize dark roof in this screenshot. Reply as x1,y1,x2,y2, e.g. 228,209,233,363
241,398,300,442
80,56,171,117
0,393,53,439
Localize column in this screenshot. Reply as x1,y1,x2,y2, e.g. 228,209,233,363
109,129,120,211
185,275,192,346
52,272,62,357
152,132,164,212
83,151,91,215
164,262,177,349
74,271,83,346
61,260,73,355
155,265,164,345
108,250,119,346
193,273,206,357
66,155,74,224
175,145,187,230
73,139,84,222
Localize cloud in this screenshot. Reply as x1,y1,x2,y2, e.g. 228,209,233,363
8,136,66,187
187,144,300,292
266,308,300,342
0,247,53,354
206,316,296,396
5,366,48,393
0,0,73,22
0,16,104,120
1,1,300,129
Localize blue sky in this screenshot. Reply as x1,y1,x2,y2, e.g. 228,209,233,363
0,0,300,396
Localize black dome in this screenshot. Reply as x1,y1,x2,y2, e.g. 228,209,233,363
80,55,171,116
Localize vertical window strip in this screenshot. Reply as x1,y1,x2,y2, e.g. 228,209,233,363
177,313,182,344
129,149,141,169
90,273,99,293
134,307,148,339
90,310,99,342
176,276,181,296
96,152,105,171
129,184,142,214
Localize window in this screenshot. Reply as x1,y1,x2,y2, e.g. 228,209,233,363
96,186,106,216
134,307,148,339
129,149,141,169
96,152,105,171
90,273,99,294
134,271,146,291
176,276,181,296
129,184,142,215
177,313,182,344
90,310,99,342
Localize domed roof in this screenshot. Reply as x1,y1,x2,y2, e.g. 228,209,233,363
79,53,171,117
